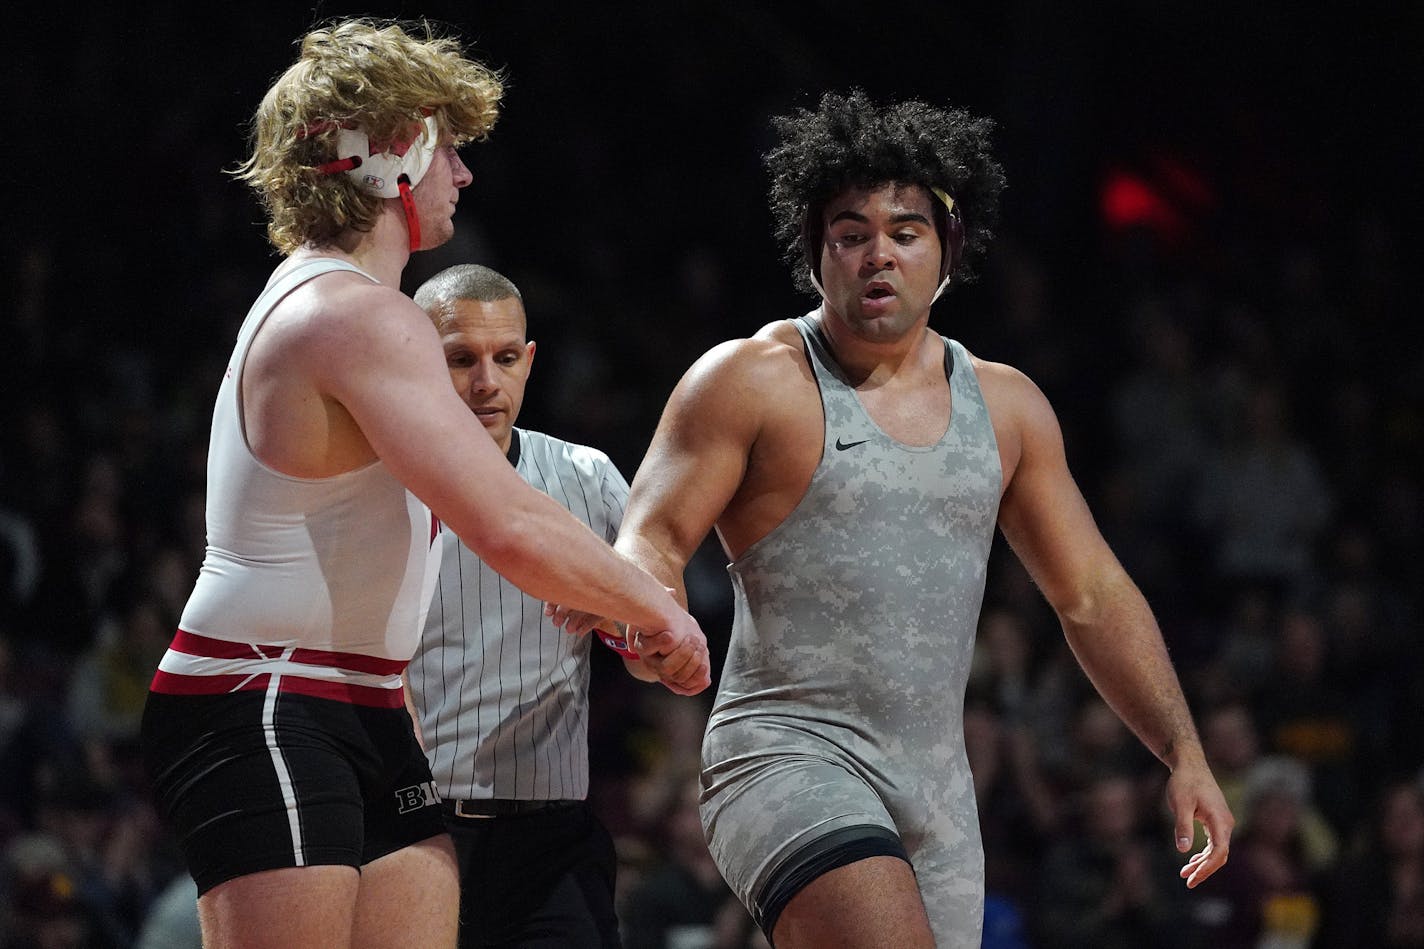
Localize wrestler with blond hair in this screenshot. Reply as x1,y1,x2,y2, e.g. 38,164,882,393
140,20,709,948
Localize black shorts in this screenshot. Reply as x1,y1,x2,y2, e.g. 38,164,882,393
141,689,447,895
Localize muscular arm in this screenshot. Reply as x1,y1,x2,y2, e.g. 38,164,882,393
617,340,764,594
988,362,1233,886
306,286,705,676
601,340,770,691
543,451,695,689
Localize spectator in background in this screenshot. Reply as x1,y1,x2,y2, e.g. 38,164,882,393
965,606,1062,907
1320,520,1419,786
0,633,86,838
1034,771,1196,949
621,778,762,949
970,606,1039,723
1200,706,1339,863
963,690,1055,933
1109,299,1209,533
1193,380,1332,610
25,453,130,661
1252,607,1360,831
616,689,712,836
67,591,170,758
0,506,39,628
1201,703,1261,820
1195,756,1332,948
1050,694,1159,801
1197,586,1279,708
0,832,96,949
1316,779,1424,948
32,778,164,947
134,873,202,949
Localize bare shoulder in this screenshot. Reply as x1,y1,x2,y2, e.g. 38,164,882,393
651,319,817,461
267,273,441,384
677,319,809,399
964,350,1069,494
966,350,1056,427
287,272,429,348
752,317,807,348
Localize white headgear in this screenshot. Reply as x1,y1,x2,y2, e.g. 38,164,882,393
331,114,441,198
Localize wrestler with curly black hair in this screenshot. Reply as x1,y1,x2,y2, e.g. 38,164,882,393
766,89,1007,295
607,91,1233,948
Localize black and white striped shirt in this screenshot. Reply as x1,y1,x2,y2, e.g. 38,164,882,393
407,428,628,801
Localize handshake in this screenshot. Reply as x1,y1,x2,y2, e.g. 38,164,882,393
544,601,711,696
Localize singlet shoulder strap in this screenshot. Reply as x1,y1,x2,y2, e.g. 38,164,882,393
790,311,855,390
940,335,959,384
249,257,375,322
791,313,960,391
231,258,377,354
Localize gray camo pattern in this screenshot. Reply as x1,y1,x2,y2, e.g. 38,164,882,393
700,312,1002,945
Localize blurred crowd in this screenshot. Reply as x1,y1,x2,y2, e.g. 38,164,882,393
3,6,1421,948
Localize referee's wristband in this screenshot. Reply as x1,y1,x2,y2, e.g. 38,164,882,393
597,629,640,659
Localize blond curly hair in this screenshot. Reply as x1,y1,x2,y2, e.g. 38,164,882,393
233,18,504,253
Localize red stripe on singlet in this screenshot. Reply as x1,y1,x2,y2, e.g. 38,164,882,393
149,669,405,708
169,628,407,675
150,629,408,708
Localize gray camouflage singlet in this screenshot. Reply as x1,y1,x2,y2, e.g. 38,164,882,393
700,312,1002,946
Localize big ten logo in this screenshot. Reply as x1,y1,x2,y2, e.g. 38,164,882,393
394,780,441,814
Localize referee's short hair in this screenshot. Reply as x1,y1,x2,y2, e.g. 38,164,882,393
414,264,522,311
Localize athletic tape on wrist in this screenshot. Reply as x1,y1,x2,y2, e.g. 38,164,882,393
597,630,640,660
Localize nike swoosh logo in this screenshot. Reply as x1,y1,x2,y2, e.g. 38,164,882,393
835,437,870,451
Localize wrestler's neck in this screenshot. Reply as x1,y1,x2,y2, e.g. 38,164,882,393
294,210,413,287
817,305,936,387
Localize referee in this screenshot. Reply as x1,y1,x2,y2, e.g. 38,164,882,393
406,264,662,947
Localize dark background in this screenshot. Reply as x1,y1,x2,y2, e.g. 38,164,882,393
9,2,1419,464
2,3,1422,947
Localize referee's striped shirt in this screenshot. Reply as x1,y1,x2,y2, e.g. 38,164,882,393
408,428,628,801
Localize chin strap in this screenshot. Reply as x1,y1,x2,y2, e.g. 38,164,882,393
810,186,962,304
397,174,421,252
810,266,951,303
928,271,954,305
809,267,827,299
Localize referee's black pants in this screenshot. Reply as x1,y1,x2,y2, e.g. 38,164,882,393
444,799,622,948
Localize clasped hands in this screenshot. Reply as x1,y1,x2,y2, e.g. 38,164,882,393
544,603,711,696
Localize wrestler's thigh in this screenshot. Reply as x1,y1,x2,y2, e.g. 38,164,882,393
701,754,897,911
197,864,359,949
353,834,458,949
772,855,934,949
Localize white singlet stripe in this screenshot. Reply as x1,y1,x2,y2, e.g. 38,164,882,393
261,652,305,866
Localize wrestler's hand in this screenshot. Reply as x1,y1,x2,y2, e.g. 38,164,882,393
634,611,711,696
1168,755,1234,888
543,603,602,636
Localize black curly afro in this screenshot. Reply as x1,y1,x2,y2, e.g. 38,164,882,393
765,89,1006,296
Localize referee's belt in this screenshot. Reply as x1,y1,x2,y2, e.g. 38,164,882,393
445,798,581,819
